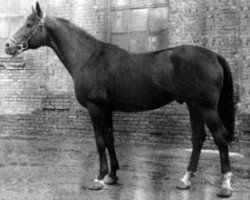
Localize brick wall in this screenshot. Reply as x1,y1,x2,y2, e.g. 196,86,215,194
0,0,249,150
238,0,250,148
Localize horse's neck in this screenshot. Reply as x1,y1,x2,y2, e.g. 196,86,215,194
45,16,101,77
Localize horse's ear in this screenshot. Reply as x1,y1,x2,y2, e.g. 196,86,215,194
35,2,45,19
32,6,36,14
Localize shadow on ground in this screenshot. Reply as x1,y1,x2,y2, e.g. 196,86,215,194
0,133,249,200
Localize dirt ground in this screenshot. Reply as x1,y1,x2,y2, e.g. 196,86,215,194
0,133,249,200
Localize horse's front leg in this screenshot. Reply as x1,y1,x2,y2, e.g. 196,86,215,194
88,104,109,189
102,110,119,185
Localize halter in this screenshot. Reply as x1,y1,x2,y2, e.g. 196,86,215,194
9,14,46,53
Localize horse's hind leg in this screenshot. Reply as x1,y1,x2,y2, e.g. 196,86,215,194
177,105,206,190
203,108,233,198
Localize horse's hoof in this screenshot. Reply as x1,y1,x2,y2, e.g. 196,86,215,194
103,174,118,185
176,181,191,190
217,188,233,198
81,179,105,190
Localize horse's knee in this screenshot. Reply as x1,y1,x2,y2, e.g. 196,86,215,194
212,130,228,147
191,134,206,148
105,137,114,148
96,139,106,153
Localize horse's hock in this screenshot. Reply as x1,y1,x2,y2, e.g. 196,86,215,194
0,0,249,151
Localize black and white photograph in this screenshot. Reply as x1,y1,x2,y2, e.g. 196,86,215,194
0,0,249,199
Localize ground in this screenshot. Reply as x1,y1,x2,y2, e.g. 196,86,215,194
0,133,249,200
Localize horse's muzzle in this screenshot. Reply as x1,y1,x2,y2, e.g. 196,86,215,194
5,38,19,56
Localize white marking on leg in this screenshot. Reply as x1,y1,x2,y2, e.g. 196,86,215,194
94,179,105,186
180,171,193,187
221,172,233,190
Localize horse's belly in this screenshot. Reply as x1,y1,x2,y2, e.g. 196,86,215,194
110,89,174,112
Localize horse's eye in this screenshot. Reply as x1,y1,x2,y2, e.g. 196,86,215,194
26,23,32,28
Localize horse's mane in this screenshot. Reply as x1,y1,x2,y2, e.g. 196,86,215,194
55,17,129,53
53,17,172,56
55,17,105,45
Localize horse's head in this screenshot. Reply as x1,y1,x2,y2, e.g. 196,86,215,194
5,2,47,56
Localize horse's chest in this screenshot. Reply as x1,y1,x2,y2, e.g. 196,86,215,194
74,74,107,107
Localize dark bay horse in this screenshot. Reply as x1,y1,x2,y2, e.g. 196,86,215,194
5,2,235,197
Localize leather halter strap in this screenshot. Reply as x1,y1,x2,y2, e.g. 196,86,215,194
8,14,46,53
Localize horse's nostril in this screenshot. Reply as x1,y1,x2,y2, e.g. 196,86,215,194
5,42,10,48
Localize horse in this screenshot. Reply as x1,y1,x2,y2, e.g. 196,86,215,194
5,2,235,197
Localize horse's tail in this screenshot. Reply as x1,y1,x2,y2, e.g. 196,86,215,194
217,55,235,142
